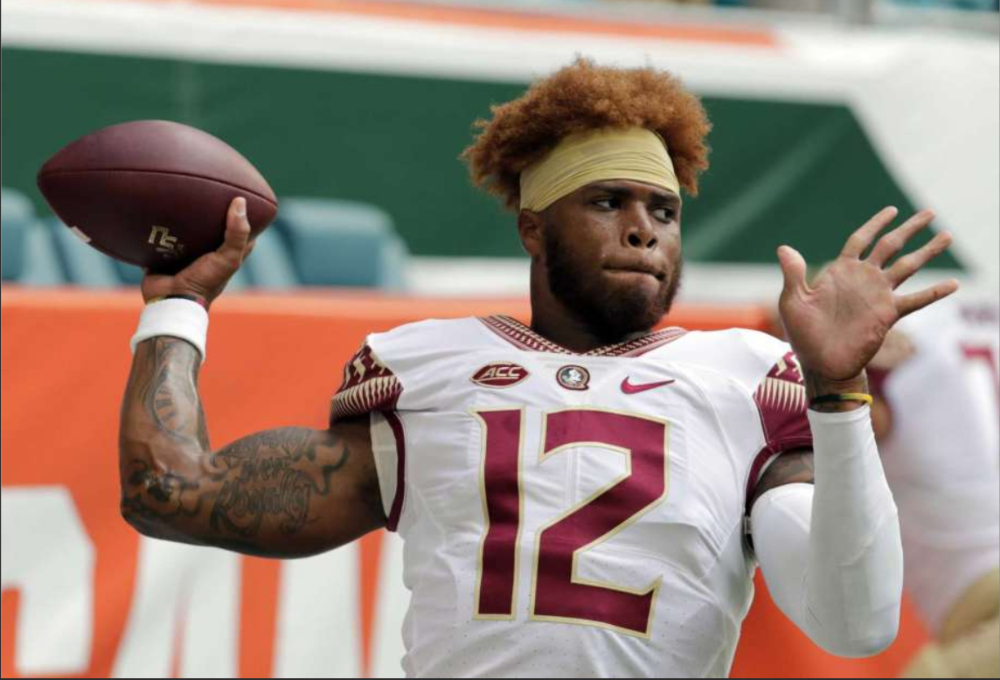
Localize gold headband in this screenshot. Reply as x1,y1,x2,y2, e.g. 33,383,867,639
519,128,680,212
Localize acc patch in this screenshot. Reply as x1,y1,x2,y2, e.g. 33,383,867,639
471,362,530,389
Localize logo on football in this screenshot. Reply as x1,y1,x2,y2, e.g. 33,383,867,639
471,363,530,389
148,225,184,258
557,365,591,391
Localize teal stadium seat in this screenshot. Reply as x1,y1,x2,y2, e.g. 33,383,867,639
278,198,409,290
242,227,300,289
1,190,67,287
1,188,32,282
20,222,67,286
379,233,409,292
50,217,122,287
114,260,147,286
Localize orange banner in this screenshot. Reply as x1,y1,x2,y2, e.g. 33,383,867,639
0,288,927,678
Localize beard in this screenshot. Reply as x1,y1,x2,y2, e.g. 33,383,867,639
544,229,683,343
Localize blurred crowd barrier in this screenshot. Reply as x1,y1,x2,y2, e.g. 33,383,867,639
1,288,930,678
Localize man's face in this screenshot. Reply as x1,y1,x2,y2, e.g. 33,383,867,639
535,180,683,341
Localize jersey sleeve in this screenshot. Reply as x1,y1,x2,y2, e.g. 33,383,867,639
330,339,407,530
328,318,487,532
330,340,404,423
332,317,482,423
754,350,813,453
746,350,814,499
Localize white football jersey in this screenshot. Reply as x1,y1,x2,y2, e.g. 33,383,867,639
333,316,813,678
877,298,1000,635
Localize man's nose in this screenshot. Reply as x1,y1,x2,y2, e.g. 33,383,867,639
623,204,658,250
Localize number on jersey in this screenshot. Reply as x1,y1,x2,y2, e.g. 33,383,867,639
474,408,670,637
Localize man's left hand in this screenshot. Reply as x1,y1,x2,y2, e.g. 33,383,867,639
777,206,958,382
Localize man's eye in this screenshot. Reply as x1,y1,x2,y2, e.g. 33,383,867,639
653,207,676,223
594,198,617,209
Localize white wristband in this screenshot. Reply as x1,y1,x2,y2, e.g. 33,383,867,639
130,299,209,361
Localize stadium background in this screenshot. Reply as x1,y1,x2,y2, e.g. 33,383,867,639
1,0,997,677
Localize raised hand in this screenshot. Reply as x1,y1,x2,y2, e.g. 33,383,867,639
777,207,958,382
141,197,255,307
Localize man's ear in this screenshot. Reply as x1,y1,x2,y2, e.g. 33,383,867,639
518,209,545,260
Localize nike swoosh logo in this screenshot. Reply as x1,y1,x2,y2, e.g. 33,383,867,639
621,377,676,395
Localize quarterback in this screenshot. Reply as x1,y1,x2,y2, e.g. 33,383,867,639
118,60,958,677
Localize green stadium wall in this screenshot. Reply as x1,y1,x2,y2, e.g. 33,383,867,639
1,46,958,268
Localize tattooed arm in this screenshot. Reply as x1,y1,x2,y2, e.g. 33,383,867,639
748,449,814,511
118,199,385,558
119,337,385,558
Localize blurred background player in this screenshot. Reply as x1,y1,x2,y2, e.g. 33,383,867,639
868,298,1000,679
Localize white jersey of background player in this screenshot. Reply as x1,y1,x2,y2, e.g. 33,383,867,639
873,297,1000,637
333,317,810,677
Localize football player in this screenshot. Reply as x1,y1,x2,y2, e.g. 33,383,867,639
868,299,999,679
118,60,958,677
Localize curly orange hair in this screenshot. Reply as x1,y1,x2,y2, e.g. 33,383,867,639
463,58,712,211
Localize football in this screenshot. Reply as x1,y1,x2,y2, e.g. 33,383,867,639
37,120,278,273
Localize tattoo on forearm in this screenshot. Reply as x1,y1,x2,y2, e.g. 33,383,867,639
139,338,209,448
122,428,351,542
122,459,205,523
209,428,350,538
122,337,356,549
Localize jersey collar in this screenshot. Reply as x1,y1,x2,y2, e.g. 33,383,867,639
480,315,686,359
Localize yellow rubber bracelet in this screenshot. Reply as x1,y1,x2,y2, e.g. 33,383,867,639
810,392,874,407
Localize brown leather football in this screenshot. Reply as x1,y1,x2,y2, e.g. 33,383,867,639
37,120,278,274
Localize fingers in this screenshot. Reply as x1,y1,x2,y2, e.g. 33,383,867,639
841,206,898,259
896,279,959,318
867,209,935,268
777,245,809,296
886,230,953,288
217,197,252,267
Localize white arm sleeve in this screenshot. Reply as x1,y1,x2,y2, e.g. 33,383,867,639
750,406,904,658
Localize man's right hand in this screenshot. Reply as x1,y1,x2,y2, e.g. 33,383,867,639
141,197,255,307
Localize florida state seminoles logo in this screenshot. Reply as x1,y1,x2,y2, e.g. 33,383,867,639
557,365,590,391
472,362,530,389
